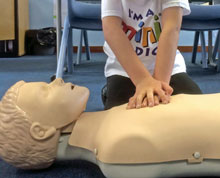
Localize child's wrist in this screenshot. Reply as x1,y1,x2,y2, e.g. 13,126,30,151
133,74,153,87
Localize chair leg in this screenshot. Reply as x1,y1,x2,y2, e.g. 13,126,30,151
200,31,208,68
212,30,220,61
56,16,70,79
67,28,73,74
76,30,83,65
192,31,200,64
83,30,91,61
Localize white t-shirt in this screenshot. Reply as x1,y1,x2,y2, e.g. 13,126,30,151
101,0,191,78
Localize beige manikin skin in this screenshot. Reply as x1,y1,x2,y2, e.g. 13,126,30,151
69,92,220,164
0,78,90,169
1,78,220,167
16,79,89,130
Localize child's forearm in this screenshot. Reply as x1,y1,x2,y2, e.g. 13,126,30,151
153,7,183,84
102,16,152,86
153,28,180,83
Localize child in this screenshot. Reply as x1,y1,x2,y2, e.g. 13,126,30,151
101,0,202,110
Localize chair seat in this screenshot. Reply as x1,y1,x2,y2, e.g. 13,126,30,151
69,1,101,19
182,4,220,31
69,18,102,31
184,4,220,20
68,0,102,30
181,19,220,31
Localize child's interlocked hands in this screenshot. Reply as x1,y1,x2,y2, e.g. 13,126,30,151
127,77,173,109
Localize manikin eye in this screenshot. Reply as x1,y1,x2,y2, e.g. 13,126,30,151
71,85,75,90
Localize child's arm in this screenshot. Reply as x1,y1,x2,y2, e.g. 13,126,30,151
102,17,173,109
153,7,183,84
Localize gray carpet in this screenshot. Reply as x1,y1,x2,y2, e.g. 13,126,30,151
0,53,107,112
0,52,220,178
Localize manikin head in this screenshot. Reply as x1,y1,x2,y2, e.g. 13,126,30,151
0,78,89,169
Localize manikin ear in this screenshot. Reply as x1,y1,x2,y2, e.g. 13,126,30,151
30,122,56,141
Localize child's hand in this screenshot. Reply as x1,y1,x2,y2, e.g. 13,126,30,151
127,77,173,109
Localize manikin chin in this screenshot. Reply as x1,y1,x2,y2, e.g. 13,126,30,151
1,78,220,178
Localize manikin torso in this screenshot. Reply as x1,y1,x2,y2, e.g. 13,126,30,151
2,79,220,178
69,93,220,165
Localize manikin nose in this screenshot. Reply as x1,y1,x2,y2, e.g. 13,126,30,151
50,78,65,86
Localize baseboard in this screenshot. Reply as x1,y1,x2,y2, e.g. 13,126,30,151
178,46,210,52
73,46,103,53
73,46,211,53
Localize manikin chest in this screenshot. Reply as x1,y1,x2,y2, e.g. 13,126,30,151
69,94,220,164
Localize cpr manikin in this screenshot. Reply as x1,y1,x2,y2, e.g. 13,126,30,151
1,79,220,178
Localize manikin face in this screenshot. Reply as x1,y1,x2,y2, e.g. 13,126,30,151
16,78,90,129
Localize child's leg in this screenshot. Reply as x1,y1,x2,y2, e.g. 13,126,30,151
104,75,135,110
170,72,202,95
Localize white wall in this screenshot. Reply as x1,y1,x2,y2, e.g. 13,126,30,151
29,0,54,29
28,0,218,47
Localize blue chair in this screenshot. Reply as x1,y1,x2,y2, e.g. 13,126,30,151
56,0,102,78
181,4,220,71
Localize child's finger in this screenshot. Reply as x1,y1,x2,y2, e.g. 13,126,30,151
141,97,148,107
154,95,159,105
146,91,154,107
155,89,168,104
127,96,136,109
136,93,145,109
162,83,173,96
